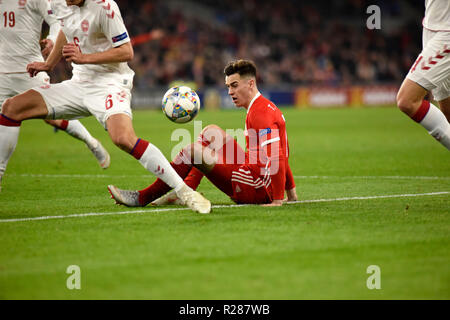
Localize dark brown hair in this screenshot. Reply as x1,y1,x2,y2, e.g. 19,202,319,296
224,59,257,78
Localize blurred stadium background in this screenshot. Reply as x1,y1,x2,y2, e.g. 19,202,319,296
48,0,425,110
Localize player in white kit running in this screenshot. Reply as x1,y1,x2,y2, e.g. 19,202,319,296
0,0,210,213
396,0,450,150
0,0,111,192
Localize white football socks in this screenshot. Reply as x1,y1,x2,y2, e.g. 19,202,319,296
138,143,184,190
65,120,98,149
0,125,20,179
419,103,450,150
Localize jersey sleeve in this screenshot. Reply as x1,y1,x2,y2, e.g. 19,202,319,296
250,108,286,200
27,0,59,43
41,1,60,43
99,1,130,47
285,159,295,190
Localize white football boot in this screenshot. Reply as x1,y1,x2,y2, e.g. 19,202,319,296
175,184,211,214
151,189,182,206
88,139,111,169
107,185,141,207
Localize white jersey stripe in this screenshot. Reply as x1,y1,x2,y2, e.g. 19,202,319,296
231,178,265,189
260,137,280,148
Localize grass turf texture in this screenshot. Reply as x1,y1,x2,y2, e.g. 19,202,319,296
0,106,449,299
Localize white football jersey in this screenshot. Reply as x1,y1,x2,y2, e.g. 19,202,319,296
51,0,134,84
0,0,60,73
423,0,450,31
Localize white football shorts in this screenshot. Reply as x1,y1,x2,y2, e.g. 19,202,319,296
407,29,450,101
0,72,49,109
33,77,133,129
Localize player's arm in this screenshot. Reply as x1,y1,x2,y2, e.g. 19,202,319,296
62,41,134,64
262,146,286,207
39,0,60,58
27,29,67,77
252,114,286,206
284,160,297,202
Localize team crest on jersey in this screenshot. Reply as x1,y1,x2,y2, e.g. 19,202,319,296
81,20,89,33
116,90,127,102
18,0,27,8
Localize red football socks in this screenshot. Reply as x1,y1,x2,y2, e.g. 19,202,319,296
184,167,204,190
412,100,430,123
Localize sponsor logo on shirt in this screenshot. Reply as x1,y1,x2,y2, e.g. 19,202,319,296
112,32,128,43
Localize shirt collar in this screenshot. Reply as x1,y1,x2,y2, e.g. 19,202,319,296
247,92,261,114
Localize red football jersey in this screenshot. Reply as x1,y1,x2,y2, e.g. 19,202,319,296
244,93,292,200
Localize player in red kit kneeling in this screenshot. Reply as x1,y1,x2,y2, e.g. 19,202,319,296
108,59,297,207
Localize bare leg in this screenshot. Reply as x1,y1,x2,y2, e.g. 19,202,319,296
2,89,48,120
106,113,138,152
397,79,450,149
396,79,427,117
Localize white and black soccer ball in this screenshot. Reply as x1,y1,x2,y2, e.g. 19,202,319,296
162,86,200,123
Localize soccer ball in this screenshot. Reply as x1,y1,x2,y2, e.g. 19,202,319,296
162,86,200,123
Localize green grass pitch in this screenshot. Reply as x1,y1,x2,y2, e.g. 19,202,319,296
0,106,449,299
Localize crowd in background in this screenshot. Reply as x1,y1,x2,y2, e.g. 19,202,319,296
51,0,424,89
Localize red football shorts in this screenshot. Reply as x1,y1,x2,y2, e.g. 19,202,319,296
205,138,272,204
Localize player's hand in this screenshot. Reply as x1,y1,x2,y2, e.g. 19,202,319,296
261,199,283,207
62,43,85,64
284,187,298,202
40,39,54,58
26,61,51,77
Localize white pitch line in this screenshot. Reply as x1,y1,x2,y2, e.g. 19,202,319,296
0,191,448,224
7,173,149,179
6,173,450,180
293,175,450,180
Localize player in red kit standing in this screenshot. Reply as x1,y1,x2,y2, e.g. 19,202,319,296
109,59,297,207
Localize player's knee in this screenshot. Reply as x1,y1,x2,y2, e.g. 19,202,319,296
201,124,225,145
1,98,16,118
396,92,418,115
201,124,222,135
111,133,134,152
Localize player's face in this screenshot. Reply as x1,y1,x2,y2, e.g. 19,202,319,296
65,0,85,6
225,73,254,108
